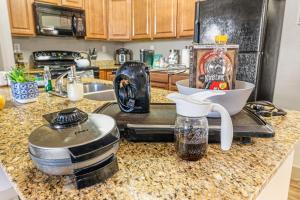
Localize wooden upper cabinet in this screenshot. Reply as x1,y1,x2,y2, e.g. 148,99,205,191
177,0,195,37
152,0,177,38
85,0,107,39
108,0,131,40
35,0,60,5
7,0,35,36
132,0,151,39
61,0,83,8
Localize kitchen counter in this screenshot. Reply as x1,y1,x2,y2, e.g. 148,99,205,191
25,69,44,74
0,79,300,200
95,60,119,70
98,65,119,70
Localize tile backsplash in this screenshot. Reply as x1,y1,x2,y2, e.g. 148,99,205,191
124,39,193,60
13,36,193,64
12,36,122,63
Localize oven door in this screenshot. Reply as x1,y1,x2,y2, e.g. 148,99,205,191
34,3,85,37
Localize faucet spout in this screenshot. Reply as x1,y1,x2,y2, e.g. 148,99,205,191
55,71,69,94
49,65,78,98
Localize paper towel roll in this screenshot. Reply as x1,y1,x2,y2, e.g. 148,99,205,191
0,72,8,86
181,48,190,68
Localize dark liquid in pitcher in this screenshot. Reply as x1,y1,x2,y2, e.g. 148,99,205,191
175,141,207,161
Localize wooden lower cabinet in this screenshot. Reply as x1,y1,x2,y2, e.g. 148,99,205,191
100,70,188,91
150,72,188,91
151,82,169,90
99,69,107,80
168,73,189,91
106,71,116,81
99,69,116,81
150,72,169,90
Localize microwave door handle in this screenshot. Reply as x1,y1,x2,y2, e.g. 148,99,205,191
71,15,77,36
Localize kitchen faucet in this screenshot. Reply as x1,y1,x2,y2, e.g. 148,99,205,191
49,65,76,97
52,71,69,97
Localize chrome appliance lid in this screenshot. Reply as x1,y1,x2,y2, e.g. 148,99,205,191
48,108,89,129
29,112,117,149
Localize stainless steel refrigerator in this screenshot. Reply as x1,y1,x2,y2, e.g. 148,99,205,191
194,0,286,101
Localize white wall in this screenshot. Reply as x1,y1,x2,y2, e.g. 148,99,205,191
273,0,300,171
273,0,300,110
0,43,3,71
0,0,15,71
123,39,193,60
13,37,122,63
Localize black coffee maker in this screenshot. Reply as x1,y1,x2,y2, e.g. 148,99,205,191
114,61,150,113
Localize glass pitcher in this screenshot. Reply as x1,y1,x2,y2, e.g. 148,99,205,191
175,115,208,161
167,91,233,161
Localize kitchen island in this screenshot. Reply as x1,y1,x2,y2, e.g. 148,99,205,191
0,79,300,200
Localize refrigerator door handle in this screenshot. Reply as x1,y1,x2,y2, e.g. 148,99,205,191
194,0,201,43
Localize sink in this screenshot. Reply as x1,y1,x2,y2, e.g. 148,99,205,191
49,82,116,101
83,83,116,101
83,82,113,94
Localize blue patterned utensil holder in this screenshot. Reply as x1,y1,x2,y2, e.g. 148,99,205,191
11,82,39,103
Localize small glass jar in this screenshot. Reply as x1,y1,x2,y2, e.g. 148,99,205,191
67,76,84,101
174,114,208,161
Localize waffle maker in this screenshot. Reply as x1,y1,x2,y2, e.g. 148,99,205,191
29,108,119,189
114,61,150,113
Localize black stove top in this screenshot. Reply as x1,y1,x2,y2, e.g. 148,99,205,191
32,51,78,68
31,50,99,78
33,50,80,62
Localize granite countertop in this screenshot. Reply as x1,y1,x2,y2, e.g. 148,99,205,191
98,65,119,70
0,79,300,200
25,69,44,74
95,60,119,70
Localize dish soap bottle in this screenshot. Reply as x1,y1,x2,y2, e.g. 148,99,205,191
67,66,84,101
44,66,53,92
167,91,233,161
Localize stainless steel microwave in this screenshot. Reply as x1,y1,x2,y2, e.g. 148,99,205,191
33,3,86,37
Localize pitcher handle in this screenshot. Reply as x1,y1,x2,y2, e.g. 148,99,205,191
211,103,233,151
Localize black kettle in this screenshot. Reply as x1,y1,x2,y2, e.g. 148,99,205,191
114,61,150,113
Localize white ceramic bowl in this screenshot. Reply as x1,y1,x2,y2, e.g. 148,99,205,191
176,79,255,117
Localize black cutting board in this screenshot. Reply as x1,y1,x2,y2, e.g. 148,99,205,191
93,103,274,144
